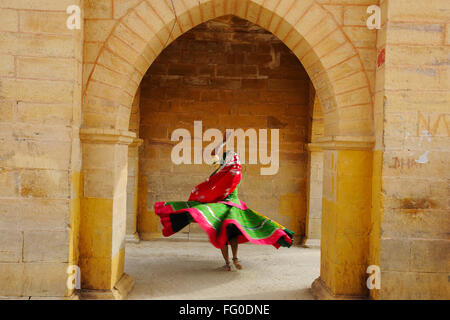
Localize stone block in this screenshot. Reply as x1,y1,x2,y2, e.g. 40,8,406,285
380,271,449,299
20,11,70,34
380,238,412,272
386,66,440,91
16,56,74,80
0,32,74,57
0,78,73,103
84,19,116,42
0,8,18,32
18,199,70,231
0,230,22,262
0,54,15,77
85,0,113,19
0,0,74,10
343,26,376,48
16,102,72,125
19,169,69,199
307,217,322,239
0,263,25,296
410,239,450,273
323,5,343,26
0,169,19,197
0,99,15,122
23,262,68,296
343,5,368,26
388,0,450,23
23,230,69,263
387,22,444,45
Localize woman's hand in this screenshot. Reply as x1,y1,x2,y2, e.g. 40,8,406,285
212,131,232,157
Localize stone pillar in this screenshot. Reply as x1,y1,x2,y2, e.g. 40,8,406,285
304,143,324,247
126,138,143,243
311,136,374,299
78,128,135,298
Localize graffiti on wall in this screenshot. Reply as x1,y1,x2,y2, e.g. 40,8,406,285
417,112,449,137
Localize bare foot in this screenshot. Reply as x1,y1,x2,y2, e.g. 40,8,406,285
232,258,242,270
222,262,232,271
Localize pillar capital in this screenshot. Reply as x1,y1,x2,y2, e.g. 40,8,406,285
129,138,143,148
80,128,136,145
310,136,375,151
306,143,323,152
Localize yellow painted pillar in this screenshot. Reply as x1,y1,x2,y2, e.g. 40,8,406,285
78,128,136,297
305,143,324,247
311,136,374,299
126,138,143,243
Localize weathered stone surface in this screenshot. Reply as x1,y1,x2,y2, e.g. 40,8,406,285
22,262,68,296
0,263,25,296
380,271,449,300
0,0,447,300
0,230,23,262
23,230,69,263
375,0,450,300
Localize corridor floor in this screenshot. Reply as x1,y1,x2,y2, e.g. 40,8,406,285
125,240,320,300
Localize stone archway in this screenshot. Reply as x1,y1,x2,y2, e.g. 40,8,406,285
79,0,375,298
83,0,373,134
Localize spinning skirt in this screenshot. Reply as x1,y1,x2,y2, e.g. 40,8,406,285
154,200,294,249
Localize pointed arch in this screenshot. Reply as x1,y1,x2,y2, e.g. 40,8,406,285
83,0,373,136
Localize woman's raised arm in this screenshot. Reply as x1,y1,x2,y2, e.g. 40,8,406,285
212,130,232,157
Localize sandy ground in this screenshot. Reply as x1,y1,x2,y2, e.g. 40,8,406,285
125,240,320,300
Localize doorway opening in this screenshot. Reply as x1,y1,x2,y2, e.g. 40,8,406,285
124,15,320,299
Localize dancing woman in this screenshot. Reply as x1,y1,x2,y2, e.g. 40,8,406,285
154,133,294,271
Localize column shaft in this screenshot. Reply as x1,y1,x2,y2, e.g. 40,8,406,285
79,129,135,290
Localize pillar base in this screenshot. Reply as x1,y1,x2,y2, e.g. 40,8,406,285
303,238,320,248
80,273,135,300
310,278,367,300
125,233,140,243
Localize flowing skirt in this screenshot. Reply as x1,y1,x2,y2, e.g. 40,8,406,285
154,200,294,249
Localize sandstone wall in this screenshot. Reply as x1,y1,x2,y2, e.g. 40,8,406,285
0,0,83,296
376,0,450,299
